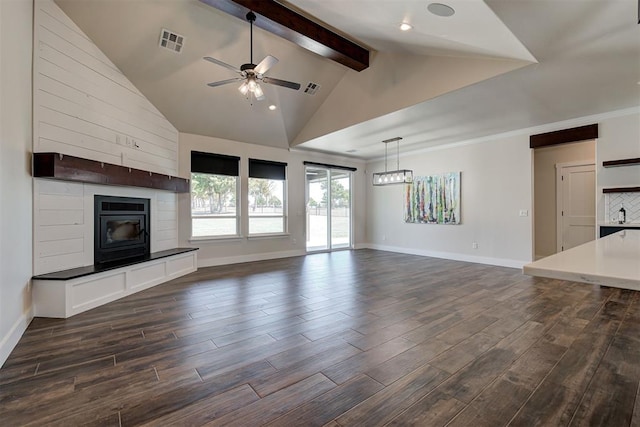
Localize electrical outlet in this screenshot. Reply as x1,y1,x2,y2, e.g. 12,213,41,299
519,209,529,217
292,237,297,245
472,242,479,249
382,235,387,241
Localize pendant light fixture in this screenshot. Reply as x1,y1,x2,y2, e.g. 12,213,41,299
373,137,413,186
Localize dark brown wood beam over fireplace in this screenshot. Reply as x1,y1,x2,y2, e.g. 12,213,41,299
199,0,370,71
32,152,190,193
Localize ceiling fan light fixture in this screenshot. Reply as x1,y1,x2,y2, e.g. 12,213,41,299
203,11,301,102
238,76,264,99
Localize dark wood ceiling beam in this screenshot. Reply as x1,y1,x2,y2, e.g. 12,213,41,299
529,124,598,149
199,0,370,71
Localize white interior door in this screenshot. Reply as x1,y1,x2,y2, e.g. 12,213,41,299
557,163,596,252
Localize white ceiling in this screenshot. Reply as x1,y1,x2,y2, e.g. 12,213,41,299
287,0,536,61
298,0,640,158
55,0,640,159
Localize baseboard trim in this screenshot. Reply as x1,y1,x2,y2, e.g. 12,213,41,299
0,308,33,368
197,249,307,268
363,243,528,269
196,245,528,269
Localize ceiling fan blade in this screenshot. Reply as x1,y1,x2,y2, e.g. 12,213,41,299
262,76,301,91
254,55,278,75
207,77,244,88
203,56,241,74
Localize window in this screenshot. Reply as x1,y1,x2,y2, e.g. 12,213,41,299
248,158,287,235
190,151,240,237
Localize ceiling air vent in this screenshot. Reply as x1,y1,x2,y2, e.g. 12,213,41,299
303,82,321,95
159,29,185,53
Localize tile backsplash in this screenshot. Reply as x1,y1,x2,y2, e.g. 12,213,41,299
606,192,640,223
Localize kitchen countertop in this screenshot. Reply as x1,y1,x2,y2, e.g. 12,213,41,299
523,230,640,290
599,223,640,228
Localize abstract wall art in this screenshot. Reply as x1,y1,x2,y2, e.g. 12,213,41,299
405,172,461,224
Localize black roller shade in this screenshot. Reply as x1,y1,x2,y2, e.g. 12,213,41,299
303,161,357,172
191,151,240,176
249,159,287,180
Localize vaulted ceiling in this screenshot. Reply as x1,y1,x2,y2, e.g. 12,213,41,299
55,0,640,159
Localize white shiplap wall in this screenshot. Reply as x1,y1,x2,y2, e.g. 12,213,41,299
34,180,85,274
32,0,179,275
33,0,179,175
34,180,178,275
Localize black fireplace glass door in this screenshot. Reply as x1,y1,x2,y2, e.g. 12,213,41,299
100,215,146,249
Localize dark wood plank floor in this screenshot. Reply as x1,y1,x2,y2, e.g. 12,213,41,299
2,249,640,426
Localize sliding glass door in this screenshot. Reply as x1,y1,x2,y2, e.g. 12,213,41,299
305,166,352,251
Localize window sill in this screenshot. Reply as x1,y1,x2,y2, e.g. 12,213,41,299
188,233,291,243
247,233,290,240
189,235,243,243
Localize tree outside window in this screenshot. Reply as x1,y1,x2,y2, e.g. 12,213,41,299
248,177,285,234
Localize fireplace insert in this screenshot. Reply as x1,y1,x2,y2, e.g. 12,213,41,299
94,195,150,265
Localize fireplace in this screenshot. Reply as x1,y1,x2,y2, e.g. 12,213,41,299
94,195,150,265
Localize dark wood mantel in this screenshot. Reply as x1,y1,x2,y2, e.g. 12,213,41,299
32,152,190,193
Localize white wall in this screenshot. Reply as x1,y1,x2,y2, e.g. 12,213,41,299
595,110,640,224
533,140,595,258
0,0,33,367
33,0,179,175
365,108,640,269
366,135,533,268
178,133,366,267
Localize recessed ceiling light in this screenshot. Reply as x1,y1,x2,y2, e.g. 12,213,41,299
428,3,455,17
268,104,277,111
400,22,413,31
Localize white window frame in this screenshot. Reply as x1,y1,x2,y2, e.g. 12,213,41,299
248,176,287,236
190,171,241,240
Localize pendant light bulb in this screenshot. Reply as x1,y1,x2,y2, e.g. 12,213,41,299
253,83,264,99
238,81,249,95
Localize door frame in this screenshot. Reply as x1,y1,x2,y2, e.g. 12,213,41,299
304,166,354,253
555,160,596,252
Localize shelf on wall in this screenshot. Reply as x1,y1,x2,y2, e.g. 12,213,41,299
32,152,190,193
602,157,640,168
603,187,640,194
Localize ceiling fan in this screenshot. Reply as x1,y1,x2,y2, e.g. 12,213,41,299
204,11,301,101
